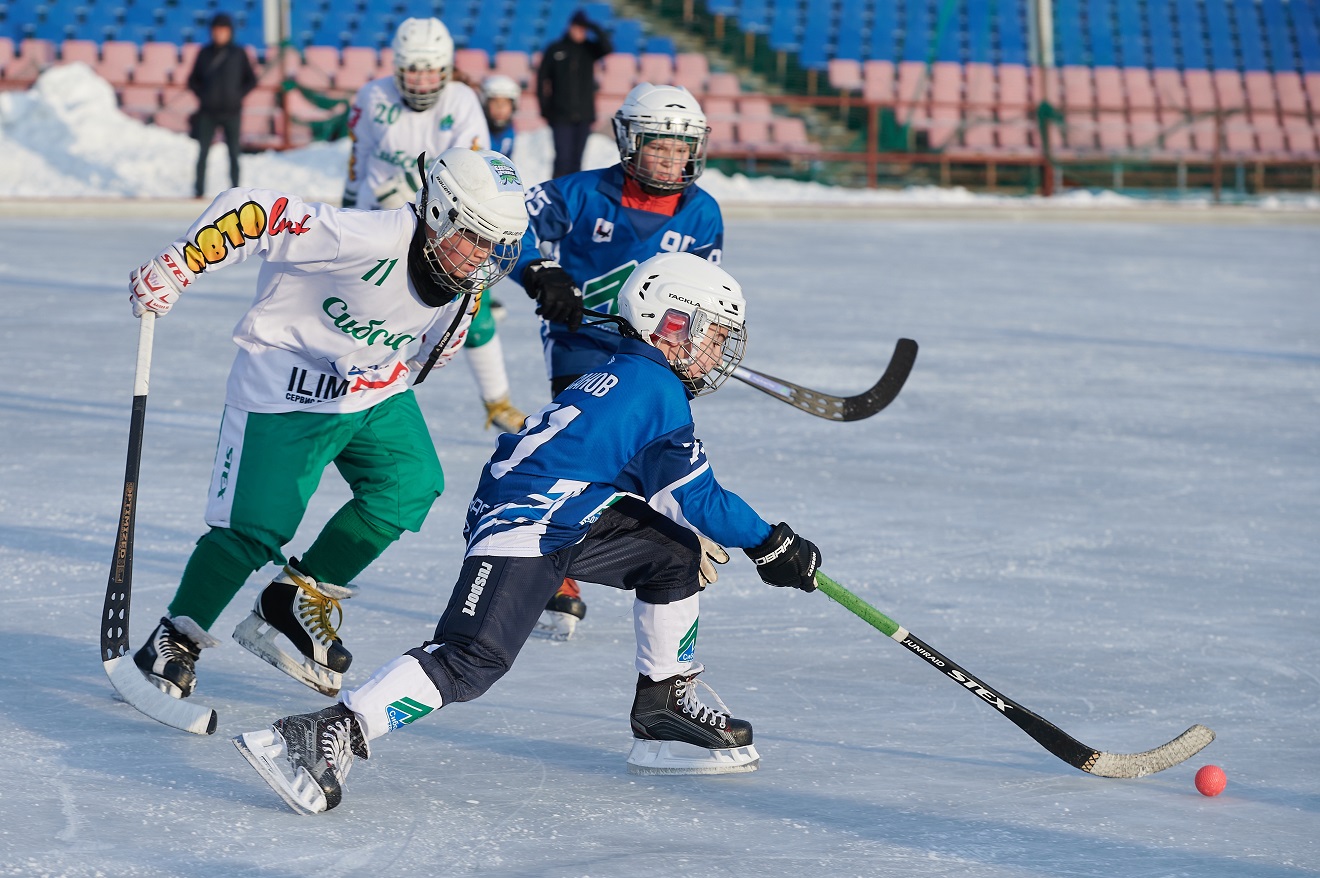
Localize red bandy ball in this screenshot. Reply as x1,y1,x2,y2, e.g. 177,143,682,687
1195,764,1227,797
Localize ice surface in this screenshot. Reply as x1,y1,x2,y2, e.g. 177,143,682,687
0,64,1318,878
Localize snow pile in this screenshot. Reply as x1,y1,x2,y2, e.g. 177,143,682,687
3,63,1319,209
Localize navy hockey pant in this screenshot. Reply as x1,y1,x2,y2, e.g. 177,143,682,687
407,497,702,705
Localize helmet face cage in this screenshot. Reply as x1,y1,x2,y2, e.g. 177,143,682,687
653,305,746,396
421,208,521,301
395,62,451,112
614,117,710,192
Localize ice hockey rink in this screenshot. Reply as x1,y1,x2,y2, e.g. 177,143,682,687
2,66,1319,878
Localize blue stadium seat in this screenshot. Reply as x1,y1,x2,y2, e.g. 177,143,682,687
642,34,675,54
1289,0,1320,71
1203,0,1237,70
1232,0,1267,69
867,0,898,61
965,0,992,64
1115,0,1145,67
610,17,642,53
997,0,1027,65
1146,0,1177,69
1260,0,1296,72
1176,0,1207,69
931,0,960,62
833,1,865,62
768,0,800,53
1055,0,1085,66
902,0,930,61
1087,0,1116,67
799,12,830,64
739,0,770,34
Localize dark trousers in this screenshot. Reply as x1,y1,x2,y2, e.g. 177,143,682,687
410,497,702,705
550,121,593,178
194,111,242,197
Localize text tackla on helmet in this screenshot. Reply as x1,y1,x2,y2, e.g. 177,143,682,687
480,74,521,109
618,252,747,397
612,83,710,193
417,148,529,302
393,18,454,111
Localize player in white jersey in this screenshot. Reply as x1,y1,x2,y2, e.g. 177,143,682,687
129,148,528,703
344,17,528,436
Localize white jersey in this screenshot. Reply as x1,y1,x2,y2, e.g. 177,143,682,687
344,77,490,210
168,187,477,415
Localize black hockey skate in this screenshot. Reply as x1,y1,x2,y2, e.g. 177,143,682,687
233,704,368,814
133,615,221,698
533,577,587,641
627,670,760,774
232,560,353,696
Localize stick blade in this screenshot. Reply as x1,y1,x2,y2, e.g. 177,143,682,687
1084,724,1216,778
104,655,218,735
840,337,919,421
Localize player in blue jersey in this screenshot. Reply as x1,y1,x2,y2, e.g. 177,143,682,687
480,74,520,160
512,82,724,634
234,252,823,814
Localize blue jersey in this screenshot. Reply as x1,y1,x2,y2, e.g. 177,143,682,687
464,338,770,557
489,123,515,159
512,165,725,380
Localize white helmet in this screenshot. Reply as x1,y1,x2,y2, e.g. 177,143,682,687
417,148,529,301
480,74,521,109
612,83,710,193
617,252,746,397
392,17,454,111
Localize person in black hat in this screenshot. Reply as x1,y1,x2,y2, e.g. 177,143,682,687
536,9,612,178
186,12,257,198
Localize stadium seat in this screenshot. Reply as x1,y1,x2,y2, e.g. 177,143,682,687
707,117,736,151
135,42,178,86
735,117,770,149
60,39,99,67
98,40,137,85
674,52,708,83
119,84,160,120
702,96,736,121
862,60,894,104
828,58,862,93
738,95,772,119
705,71,740,96
638,52,673,85
455,47,490,81
895,61,927,113
964,63,993,110
769,115,816,151
493,50,532,87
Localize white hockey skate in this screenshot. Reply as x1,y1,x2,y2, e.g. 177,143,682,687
531,578,586,641
233,704,368,815
626,671,760,775
233,561,354,696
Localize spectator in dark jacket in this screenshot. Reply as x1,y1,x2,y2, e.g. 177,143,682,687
187,12,257,198
536,9,612,178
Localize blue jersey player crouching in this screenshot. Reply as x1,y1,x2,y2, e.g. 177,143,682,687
233,252,822,814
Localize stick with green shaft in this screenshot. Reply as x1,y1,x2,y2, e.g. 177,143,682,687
813,571,1214,778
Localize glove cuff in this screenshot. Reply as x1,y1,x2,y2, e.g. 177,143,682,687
744,522,795,566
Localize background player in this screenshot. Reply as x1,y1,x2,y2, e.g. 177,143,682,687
233,252,823,814
130,149,527,703
344,17,527,434
513,82,724,635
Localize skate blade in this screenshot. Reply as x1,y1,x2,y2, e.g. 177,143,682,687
530,609,578,642
233,729,328,815
233,614,343,696
626,739,761,775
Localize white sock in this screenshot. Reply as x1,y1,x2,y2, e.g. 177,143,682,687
464,335,511,403
341,650,444,742
634,593,700,681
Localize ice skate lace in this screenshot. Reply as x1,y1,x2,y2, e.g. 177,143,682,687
157,625,199,664
676,676,731,728
319,719,356,783
294,582,343,644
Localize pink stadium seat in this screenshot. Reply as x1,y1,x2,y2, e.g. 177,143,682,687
377,47,395,76
964,63,994,110
455,48,489,81
1060,66,1095,113
675,52,708,79
828,58,862,92
1033,66,1061,106
638,52,674,85
929,62,961,113
1096,111,1127,151
998,64,1029,111
341,46,376,74
1123,67,1156,111
702,96,736,120
1094,67,1122,112
160,86,197,114
1128,109,1160,150
705,72,740,96
672,68,706,94
19,38,57,73
179,43,201,77
707,117,735,150
598,64,635,98
963,121,995,149
259,47,300,87
1275,71,1307,116
97,41,138,86
925,106,961,149
493,51,532,87
303,46,339,74
136,42,179,86
1283,117,1317,154
895,60,926,112
0,37,14,68
1242,70,1275,112
771,116,817,152
600,53,637,80
1153,69,1188,114
862,59,894,103
1183,69,1215,112
60,40,99,67
738,95,772,119
1212,70,1245,110
336,66,374,93
119,85,160,120
735,118,770,149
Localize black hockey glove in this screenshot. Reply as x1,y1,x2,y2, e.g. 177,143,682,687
745,522,821,592
522,259,584,331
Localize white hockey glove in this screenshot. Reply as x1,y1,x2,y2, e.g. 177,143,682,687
129,245,195,318
698,535,730,588
373,172,418,210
